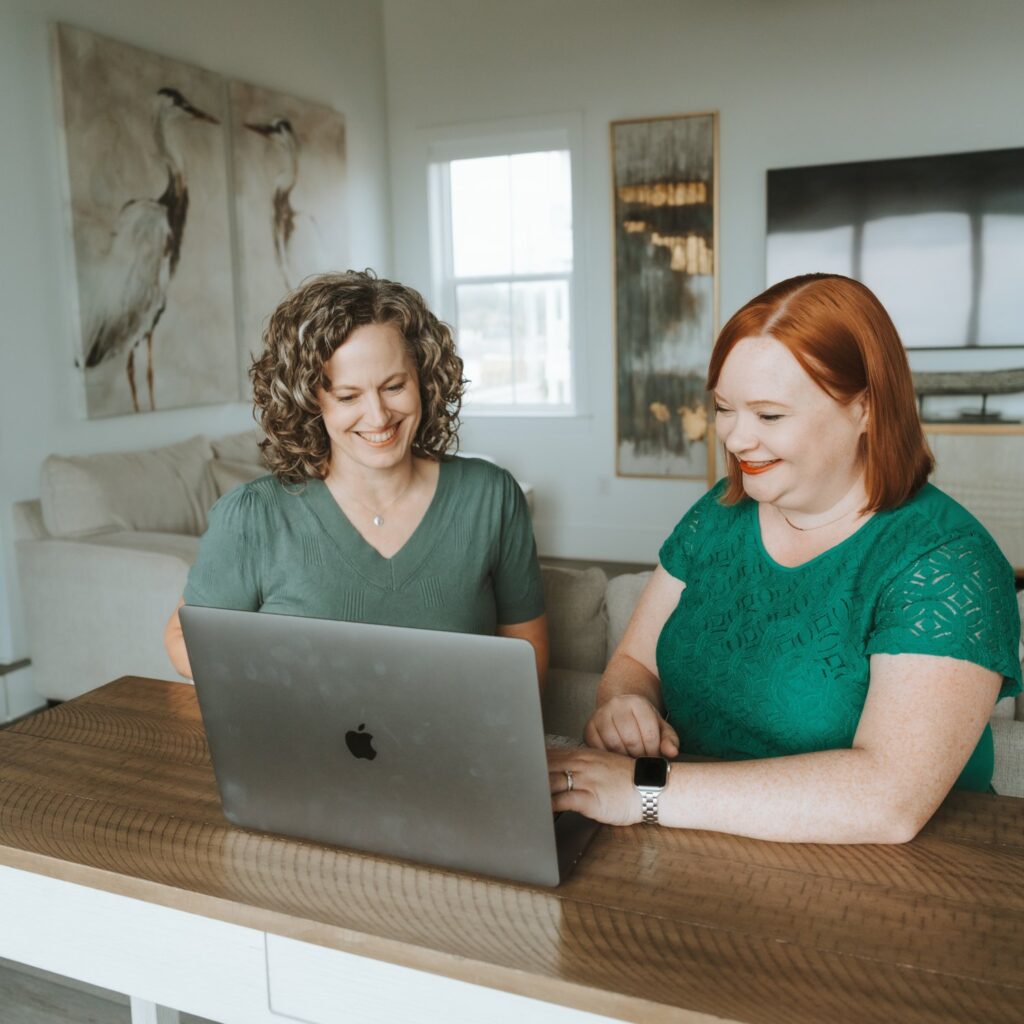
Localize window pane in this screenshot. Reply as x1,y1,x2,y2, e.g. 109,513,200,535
509,150,573,274
456,280,571,406
511,280,571,405
450,149,572,279
450,156,512,278
456,282,514,404
441,140,575,410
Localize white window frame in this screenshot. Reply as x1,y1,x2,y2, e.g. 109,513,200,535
426,114,585,417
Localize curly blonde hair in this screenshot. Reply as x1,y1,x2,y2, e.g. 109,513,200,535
250,271,466,482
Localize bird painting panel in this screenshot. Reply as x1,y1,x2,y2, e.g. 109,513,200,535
53,24,238,417
229,79,348,396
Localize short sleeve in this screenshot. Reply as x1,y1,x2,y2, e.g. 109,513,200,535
658,479,727,582
866,532,1023,702
492,470,545,625
183,483,267,611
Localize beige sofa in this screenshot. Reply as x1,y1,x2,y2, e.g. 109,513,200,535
13,433,1024,797
11,430,614,701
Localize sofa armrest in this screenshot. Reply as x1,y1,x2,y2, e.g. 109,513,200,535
1018,591,1024,722
16,533,197,701
991,718,1024,798
12,500,48,541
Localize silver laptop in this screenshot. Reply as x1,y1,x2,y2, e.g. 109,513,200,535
179,606,599,886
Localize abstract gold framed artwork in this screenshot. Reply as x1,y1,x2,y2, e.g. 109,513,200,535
612,112,719,482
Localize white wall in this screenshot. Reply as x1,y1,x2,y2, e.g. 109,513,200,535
383,0,1024,563
0,0,392,666
3,0,1022,665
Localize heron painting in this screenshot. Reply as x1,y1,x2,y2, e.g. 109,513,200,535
230,79,347,377
54,25,238,417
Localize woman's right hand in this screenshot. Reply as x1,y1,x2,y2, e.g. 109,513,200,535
586,567,686,759
164,597,193,680
584,695,679,758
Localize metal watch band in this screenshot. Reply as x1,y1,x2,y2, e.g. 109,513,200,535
640,790,660,825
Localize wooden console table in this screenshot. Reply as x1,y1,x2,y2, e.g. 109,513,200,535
0,678,1021,1023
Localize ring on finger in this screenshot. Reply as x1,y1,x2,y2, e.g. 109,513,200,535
564,768,574,793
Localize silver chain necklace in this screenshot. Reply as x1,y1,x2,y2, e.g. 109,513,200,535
781,507,857,532
333,472,417,527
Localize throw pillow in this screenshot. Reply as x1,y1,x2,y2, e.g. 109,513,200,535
210,458,269,499
40,435,216,538
541,565,608,673
605,571,652,662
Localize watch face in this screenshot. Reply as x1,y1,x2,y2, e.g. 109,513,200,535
634,756,668,788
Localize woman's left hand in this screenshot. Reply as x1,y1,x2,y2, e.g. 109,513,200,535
547,747,643,826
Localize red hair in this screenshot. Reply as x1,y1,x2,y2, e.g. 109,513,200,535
706,274,933,511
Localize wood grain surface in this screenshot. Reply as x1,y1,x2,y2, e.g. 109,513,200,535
1,677,1022,1024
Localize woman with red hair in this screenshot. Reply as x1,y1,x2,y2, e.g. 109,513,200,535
549,274,1021,843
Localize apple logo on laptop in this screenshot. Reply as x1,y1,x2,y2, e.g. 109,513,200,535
345,723,377,761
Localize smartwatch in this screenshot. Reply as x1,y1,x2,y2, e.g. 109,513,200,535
633,756,671,825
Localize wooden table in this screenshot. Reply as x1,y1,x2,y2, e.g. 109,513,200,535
0,678,1022,1024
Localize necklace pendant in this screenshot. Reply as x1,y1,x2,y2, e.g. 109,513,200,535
372,514,384,527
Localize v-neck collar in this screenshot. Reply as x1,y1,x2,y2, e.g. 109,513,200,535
300,457,461,590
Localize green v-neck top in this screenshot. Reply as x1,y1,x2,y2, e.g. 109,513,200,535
656,480,1022,793
184,456,545,634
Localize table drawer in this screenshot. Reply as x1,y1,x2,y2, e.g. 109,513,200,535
265,933,618,1024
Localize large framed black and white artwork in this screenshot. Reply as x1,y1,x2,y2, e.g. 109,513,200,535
53,23,238,418
767,147,1024,428
612,112,718,480
229,80,347,381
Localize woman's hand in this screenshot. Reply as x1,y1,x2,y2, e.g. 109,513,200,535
163,597,193,680
548,747,642,826
586,566,684,758
584,694,679,758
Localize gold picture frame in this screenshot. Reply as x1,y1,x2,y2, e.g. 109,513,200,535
611,111,719,486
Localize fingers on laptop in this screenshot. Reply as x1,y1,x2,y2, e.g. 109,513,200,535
547,748,640,826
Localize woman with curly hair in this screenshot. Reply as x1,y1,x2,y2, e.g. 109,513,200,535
164,271,548,683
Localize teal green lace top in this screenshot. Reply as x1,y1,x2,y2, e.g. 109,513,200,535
656,481,1022,792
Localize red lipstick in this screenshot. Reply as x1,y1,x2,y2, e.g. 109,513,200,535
738,459,780,475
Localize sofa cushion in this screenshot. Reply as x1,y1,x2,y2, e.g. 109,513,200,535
541,668,601,740
39,435,216,538
606,570,653,660
991,718,1024,798
541,565,608,673
211,429,267,465
79,529,202,561
210,458,269,498
1018,591,1024,721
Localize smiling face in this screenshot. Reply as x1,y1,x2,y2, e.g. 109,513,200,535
713,335,868,515
317,322,422,476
